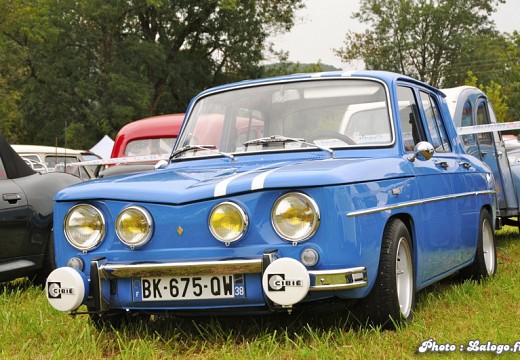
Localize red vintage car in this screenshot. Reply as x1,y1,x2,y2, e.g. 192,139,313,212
100,114,184,177
111,114,184,158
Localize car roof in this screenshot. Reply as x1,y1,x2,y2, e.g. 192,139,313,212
0,134,36,178
441,86,482,118
11,144,86,155
111,114,184,158
116,114,185,138
194,70,444,99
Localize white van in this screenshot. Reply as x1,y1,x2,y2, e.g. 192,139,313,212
11,144,101,180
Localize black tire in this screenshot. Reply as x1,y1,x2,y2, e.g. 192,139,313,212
460,208,497,281
31,231,56,287
89,309,150,331
89,310,126,330
356,218,415,329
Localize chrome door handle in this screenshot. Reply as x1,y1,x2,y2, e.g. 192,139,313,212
435,161,449,169
3,193,21,204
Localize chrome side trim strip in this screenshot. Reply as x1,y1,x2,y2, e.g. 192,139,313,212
346,190,495,217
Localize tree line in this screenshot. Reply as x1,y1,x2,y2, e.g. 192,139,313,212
0,0,518,149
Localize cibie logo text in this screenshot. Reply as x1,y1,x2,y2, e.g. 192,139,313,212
267,274,303,291
47,282,75,299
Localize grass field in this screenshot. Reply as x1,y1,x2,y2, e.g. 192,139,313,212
1,227,520,359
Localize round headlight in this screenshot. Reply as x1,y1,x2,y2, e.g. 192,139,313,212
272,192,320,243
116,206,153,249
209,202,248,245
64,204,105,251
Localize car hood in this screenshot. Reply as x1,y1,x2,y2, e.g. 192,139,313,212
55,156,409,204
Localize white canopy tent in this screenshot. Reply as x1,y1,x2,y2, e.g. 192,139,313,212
90,135,114,159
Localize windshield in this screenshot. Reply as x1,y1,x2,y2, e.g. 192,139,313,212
175,79,392,158
125,137,177,156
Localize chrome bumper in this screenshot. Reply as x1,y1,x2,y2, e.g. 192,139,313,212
89,253,367,312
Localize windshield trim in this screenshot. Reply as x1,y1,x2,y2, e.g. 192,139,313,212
173,76,396,160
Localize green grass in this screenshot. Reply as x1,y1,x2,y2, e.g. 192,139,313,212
2,227,520,359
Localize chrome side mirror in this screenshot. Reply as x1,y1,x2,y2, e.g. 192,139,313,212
408,141,434,162
154,159,169,170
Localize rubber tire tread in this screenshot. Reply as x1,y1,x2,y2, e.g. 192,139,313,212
354,218,415,329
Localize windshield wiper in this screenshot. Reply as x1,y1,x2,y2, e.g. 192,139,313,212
244,135,334,158
170,145,235,161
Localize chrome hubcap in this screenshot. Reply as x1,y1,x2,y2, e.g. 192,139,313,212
396,237,413,318
482,218,495,275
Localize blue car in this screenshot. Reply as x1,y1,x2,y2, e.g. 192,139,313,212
46,71,497,329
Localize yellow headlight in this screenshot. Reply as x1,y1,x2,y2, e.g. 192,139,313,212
209,202,248,244
64,204,105,251
116,206,153,249
272,192,320,242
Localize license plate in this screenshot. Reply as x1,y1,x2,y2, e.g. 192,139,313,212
132,274,246,301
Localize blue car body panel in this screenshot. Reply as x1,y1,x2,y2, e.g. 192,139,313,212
48,71,496,315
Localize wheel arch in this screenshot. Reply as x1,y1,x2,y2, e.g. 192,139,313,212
387,212,415,250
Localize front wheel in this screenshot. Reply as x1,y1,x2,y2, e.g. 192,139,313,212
88,309,150,331
356,218,415,329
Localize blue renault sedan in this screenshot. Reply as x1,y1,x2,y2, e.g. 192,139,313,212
46,71,497,329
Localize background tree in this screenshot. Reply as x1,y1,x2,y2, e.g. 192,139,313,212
0,0,304,148
335,0,505,87
455,32,520,122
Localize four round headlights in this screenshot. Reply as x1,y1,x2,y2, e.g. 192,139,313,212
63,192,319,251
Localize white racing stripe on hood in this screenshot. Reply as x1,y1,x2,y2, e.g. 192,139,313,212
214,163,287,197
214,168,260,197
251,168,280,190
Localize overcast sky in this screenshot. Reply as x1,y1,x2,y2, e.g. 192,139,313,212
269,0,520,69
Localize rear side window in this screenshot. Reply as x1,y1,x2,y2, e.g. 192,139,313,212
420,91,451,153
0,157,6,179
461,101,476,146
477,101,493,146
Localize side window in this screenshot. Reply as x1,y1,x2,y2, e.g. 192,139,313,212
397,86,423,151
420,91,451,153
477,100,493,146
461,101,476,146
0,156,6,179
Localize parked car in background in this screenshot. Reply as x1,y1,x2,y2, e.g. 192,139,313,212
443,86,520,230
11,144,101,180
97,114,184,177
503,134,520,151
0,134,82,285
46,71,497,330
507,148,520,166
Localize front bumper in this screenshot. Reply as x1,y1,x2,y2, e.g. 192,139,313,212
47,252,368,313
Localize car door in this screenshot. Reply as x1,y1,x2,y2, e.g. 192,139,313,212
459,95,518,213
0,156,30,262
397,85,472,284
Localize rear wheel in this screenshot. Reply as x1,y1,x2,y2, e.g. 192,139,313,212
357,218,415,329
461,208,496,281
